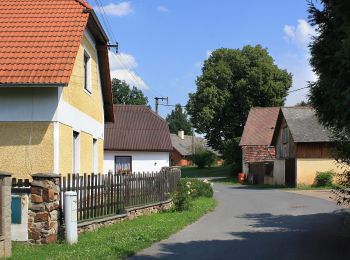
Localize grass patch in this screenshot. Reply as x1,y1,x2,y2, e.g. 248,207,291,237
12,197,216,260
181,165,232,178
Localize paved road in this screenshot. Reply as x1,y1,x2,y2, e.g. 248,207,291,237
131,184,350,260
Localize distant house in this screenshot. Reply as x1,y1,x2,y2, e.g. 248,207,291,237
104,105,173,174
239,107,280,184
0,0,114,179
271,107,341,186
170,131,222,167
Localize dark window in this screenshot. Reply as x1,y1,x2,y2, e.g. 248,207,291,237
83,51,91,93
115,156,132,174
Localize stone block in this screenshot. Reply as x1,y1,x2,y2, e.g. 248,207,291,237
43,188,56,202
31,186,43,196
31,194,43,203
34,212,49,222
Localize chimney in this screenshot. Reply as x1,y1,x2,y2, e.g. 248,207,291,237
178,130,185,140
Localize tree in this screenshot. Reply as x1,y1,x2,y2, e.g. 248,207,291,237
187,45,292,151
308,0,350,204
166,104,192,135
112,78,148,105
295,100,310,106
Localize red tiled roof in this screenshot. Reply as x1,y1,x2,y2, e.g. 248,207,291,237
104,105,173,152
0,0,114,122
239,107,280,146
242,145,275,163
0,0,91,85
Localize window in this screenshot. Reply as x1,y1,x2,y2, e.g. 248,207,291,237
115,156,132,174
73,131,80,173
92,138,98,173
282,127,288,144
83,50,92,93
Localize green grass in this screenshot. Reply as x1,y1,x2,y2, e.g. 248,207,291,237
210,177,240,185
181,165,232,178
12,197,216,260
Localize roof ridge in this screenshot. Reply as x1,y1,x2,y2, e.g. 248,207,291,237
75,0,93,10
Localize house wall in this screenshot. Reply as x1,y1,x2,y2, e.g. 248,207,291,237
275,118,296,159
0,29,106,178
296,158,342,185
0,122,54,179
170,150,192,167
62,30,104,124
104,151,170,174
296,143,332,158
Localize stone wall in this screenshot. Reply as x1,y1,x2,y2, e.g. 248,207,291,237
78,200,173,234
28,173,60,244
0,172,12,258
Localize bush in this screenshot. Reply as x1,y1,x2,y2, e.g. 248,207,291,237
171,178,214,211
314,171,334,187
192,151,216,168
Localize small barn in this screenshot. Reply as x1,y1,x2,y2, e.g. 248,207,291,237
271,107,341,186
104,105,173,174
239,107,280,184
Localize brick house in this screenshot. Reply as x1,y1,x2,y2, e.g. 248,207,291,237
239,107,280,184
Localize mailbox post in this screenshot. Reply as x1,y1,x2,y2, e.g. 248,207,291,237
64,191,78,244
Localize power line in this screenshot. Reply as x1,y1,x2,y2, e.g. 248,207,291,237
288,86,310,93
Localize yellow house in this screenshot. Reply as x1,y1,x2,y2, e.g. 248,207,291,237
0,0,114,179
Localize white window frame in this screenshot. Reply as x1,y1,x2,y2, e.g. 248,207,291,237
83,50,92,94
93,138,98,174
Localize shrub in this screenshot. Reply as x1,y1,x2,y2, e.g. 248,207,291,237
314,171,334,187
171,180,191,211
171,178,214,211
183,178,214,198
192,151,216,168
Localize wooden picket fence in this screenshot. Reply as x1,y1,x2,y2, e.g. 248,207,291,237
60,170,180,223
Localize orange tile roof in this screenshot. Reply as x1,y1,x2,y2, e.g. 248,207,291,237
0,0,93,85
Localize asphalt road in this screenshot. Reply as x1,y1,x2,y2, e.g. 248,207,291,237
131,183,350,260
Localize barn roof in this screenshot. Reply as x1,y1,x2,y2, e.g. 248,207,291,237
277,107,331,143
239,107,280,146
104,105,173,152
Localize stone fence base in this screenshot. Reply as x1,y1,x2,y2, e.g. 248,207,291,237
78,200,173,234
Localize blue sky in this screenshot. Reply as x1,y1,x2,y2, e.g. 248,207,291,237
94,0,316,118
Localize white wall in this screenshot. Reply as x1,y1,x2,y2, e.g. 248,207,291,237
104,151,170,174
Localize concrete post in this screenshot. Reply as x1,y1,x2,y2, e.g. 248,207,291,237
64,191,78,244
0,172,12,258
28,173,60,244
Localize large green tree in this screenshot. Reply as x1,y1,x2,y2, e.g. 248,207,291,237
166,104,192,135
112,78,148,105
308,0,350,204
187,45,292,151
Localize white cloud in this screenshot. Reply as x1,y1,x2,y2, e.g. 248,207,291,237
206,50,212,58
157,6,169,13
283,19,316,49
97,2,134,16
109,51,148,90
109,52,137,70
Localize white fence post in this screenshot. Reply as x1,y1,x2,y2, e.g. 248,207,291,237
64,191,78,244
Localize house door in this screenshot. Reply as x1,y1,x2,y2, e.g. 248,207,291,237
285,159,296,187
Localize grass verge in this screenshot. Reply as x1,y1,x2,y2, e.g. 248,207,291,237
181,165,232,178
12,197,216,260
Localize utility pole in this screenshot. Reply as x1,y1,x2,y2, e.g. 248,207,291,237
154,97,168,115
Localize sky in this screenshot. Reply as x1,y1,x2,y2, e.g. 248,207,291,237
94,0,317,118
